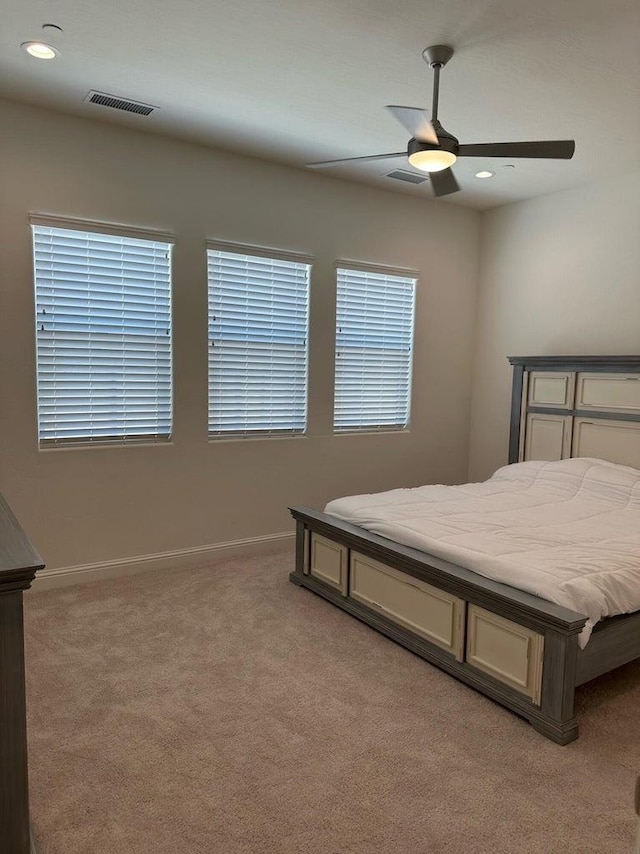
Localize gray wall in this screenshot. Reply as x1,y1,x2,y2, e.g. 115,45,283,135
0,99,480,569
468,171,640,481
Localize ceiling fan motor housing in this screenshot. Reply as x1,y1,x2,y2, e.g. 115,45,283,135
407,134,458,159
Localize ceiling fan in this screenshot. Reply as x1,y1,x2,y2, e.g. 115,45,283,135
306,45,575,197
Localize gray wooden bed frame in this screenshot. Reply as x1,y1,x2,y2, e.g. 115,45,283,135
289,355,640,744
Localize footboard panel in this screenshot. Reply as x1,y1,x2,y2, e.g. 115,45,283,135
290,506,587,745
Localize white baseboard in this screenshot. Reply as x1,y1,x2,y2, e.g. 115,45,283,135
31,531,295,592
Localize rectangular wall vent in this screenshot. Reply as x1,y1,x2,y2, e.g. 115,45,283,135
386,169,428,185
84,91,157,116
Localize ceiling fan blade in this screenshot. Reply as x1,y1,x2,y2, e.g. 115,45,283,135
386,106,439,144
306,152,407,169
458,140,575,159
430,168,460,197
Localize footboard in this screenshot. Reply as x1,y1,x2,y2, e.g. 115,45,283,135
289,507,587,744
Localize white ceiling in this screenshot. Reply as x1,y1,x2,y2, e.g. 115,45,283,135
1,0,639,209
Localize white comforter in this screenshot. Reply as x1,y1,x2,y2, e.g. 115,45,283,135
324,458,640,647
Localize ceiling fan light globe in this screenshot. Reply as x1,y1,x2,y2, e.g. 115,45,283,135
407,149,457,173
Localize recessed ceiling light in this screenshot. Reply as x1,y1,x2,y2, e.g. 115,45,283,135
21,41,59,60
475,170,495,179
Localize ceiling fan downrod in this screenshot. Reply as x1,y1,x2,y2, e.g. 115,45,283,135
422,45,454,123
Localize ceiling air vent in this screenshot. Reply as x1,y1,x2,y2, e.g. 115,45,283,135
386,170,428,185
84,91,157,116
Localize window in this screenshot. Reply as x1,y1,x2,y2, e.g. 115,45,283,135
207,243,311,437
334,264,416,432
32,217,173,446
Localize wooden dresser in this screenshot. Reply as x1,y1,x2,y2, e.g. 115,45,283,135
0,492,44,853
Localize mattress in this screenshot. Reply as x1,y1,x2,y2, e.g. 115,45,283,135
324,458,640,647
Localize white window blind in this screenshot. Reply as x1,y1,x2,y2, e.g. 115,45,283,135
207,245,310,437
334,265,416,431
32,222,173,446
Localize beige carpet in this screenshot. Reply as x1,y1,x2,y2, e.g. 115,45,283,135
24,549,640,854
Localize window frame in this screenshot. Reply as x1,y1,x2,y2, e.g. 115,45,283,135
206,239,312,441
333,260,417,434
30,214,175,449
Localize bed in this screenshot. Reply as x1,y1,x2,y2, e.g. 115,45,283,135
289,355,640,744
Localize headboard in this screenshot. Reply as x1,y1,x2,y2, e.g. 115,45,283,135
508,355,640,470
